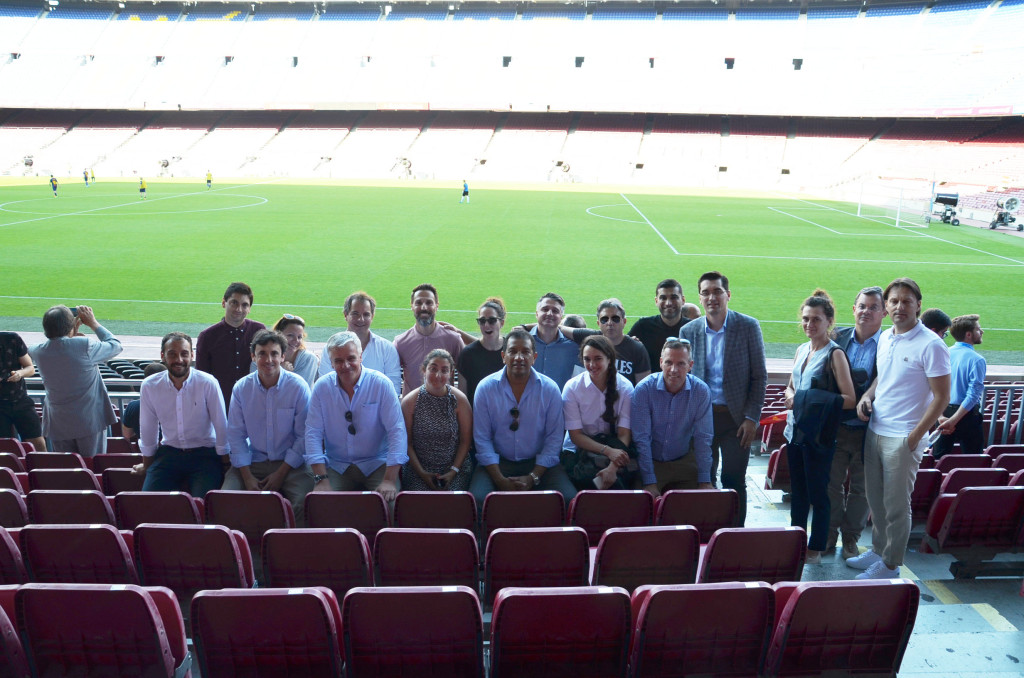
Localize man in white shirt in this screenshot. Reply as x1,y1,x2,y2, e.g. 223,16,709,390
318,291,402,394
850,278,950,579
134,331,229,498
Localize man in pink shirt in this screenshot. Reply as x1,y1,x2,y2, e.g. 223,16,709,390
393,284,464,395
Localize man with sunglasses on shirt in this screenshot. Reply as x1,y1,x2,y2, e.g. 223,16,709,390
469,328,577,504
305,331,407,503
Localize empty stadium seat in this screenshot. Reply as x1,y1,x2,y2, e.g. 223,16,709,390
480,491,565,540
24,452,87,470
0,455,25,475
114,491,202,530
104,437,136,454
1011,469,1024,487
92,453,143,473
262,528,373,599
0,491,27,529
569,490,655,546
765,446,792,494
0,470,18,493
938,467,1009,494
16,583,190,678
25,490,115,525
0,440,26,457
102,468,147,494
484,527,590,603
0,601,29,678
993,453,1024,474
629,582,774,677
764,580,919,677
698,527,806,584
27,468,102,492
655,489,740,542
490,586,631,678
203,490,295,572
19,524,137,584
374,527,479,589
0,528,26,586
305,491,390,545
343,585,484,677
919,486,1024,578
911,468,943,522
935,454,992,473
192,587,343,677
592,525,699,591
986,443,1024,458
392,490,477,531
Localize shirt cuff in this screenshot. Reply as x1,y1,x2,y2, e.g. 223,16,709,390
475,451,499,467
229,452,252,468
284,449,306,470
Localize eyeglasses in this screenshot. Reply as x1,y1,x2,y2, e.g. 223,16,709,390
509,407,520,432
598,315,622,325
940,330,949,339
476,317,500,326
345,410,356,435
698,289,727,298
281,313,305,325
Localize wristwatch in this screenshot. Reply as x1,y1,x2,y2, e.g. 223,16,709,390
311,473,329,483
529,472,541,487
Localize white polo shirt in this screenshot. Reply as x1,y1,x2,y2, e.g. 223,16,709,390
869,321,950,438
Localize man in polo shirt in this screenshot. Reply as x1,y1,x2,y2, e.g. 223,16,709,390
932,314,986,458
225,330,313,523
469,328,576,504
306,331,407,502
529,292,580,391
850,277,949,579
195,282,266,410
393,284,464,395
632,338,714,495
135,331,228,498
318,291,402,395
627,278,690,372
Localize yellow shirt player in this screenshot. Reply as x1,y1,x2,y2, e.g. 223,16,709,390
139,178,147,200
49,175,58,197
206,171,212,190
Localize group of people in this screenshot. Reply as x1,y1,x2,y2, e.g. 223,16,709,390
2,273,988,578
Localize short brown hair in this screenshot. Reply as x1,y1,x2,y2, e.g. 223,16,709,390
950,314,980,342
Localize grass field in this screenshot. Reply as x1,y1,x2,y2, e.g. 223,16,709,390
2,178,1022,362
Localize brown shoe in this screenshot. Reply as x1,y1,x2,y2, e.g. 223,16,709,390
841,537,861,560
824,532,838,555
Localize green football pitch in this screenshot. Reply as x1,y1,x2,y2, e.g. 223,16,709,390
2,178,1022,362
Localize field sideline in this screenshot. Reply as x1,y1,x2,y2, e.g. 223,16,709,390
2,178,1022,363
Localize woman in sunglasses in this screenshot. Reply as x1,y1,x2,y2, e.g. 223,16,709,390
455,297,507,406
273,314,320,386
401,349,473,491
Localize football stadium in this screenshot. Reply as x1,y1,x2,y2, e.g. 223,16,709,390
1,0,1024,675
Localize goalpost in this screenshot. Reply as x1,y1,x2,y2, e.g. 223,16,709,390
856,181,935,228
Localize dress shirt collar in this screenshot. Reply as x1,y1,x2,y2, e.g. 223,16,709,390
953,341,973,351
333,365,367,396
654,372,692,394
702,314,728,335
498,365,541,396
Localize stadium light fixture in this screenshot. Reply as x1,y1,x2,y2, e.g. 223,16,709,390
47,0,59,6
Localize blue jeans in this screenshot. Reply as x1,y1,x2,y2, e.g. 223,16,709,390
787,441,834,552
141,445,225,498
469,458,577,507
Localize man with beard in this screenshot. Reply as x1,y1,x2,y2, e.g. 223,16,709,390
134,332,228,498
393,284,464,394
628,279,691,372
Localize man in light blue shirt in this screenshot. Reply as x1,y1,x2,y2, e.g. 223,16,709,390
530,292,581,391
306,331,407,502
318,292,402,394
470,328,576,504
632,338,714,495
225,330,313,523
933,314,986,457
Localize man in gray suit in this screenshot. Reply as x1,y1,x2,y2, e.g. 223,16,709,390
680,271,767,526
30,305,122,457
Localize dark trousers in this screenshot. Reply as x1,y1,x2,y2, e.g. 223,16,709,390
712,408,749,526
141,445,225,498
931,404,984,458
788,441,835,552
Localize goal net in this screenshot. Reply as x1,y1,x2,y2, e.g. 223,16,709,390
856,182,934,228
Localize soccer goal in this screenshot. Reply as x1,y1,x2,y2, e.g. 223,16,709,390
856,181,934,228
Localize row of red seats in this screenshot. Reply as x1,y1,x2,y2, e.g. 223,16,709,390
0,578,920,677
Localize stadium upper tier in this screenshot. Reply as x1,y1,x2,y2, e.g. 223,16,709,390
0,0,1022,116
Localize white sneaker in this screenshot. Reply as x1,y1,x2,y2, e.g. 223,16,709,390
845,549,882,570
855,560,900,580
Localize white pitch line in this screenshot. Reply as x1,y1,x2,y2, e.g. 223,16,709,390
767,206,924,238
585,204,646,224
619,193,680,255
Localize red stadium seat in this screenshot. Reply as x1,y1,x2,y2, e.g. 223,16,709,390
0,491,27,530
0,455,25,475
114,491,202,530
629,582,774,677
919,486,1024,578
938,467,1009,494
985,443,1024,458
102,468,146,494
24,452,87,471
27,468,101,492
480,491,564,541
0,440,26,457
1011,469,1024,487
19,524,137,585
343,585,484,677
592,525,699,591
192,587,343,678
484,527,590,604
765,446,791,494
104,437,135,454
392,490,477,531
25,490,115,525
305,491,390,546
568,490,654,546
490,586,631,678
655,489,739,543
374,527,479,589
203,490,295,573
91,453,143,473
993,453,1024,474
698,527,806,584
910,468,943,522
262,528,373,599
0,528,26,586
935,454,992,473
0,601,29,678
0,470,19,493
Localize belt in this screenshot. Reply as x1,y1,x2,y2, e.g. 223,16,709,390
162,445,215,454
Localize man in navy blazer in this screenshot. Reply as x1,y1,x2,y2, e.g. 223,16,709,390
680,271,766,526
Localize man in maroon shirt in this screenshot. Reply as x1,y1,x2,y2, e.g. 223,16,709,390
195,282,266,409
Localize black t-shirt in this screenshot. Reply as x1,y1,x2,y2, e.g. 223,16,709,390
569,329,651,386
456,340,505,406
0,332,29,402
626,315,689,372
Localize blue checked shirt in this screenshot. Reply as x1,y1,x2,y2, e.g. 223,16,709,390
227,370,310,470
473,367,565,468
631,373,714,485
842,327,881,427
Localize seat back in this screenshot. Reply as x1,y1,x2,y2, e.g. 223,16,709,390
91,453,143,473
1011,469,1024,487
986,443,1024,458
343,585,484,677
26,490,115,525
192,587,343,678
939,467,1009,494
484,527,590,603
393,491,477,531
0,491,27,529
569,490,654,546
104,438,136,455
375,528,479,589
115,491,202,530
490,586,631,678
0,602,29,678
630,582,774,677
0,455,25,475
0,528,26,586
27,468,102,492
20,524,137,584
910,469,943,521
305,491,390,545
936,486,1024,550
0,470,18,492
764,446,791,493
0,440,25,457
204,489,295,562
593,525,699,592
16,583,180,678
24,452,87,470
935,453,992,473
480,491,565,541
655,489,739,543
993,453,1024,474
698,527,806,584
102,468,147,494
262,528,373,599
764,580,919,677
